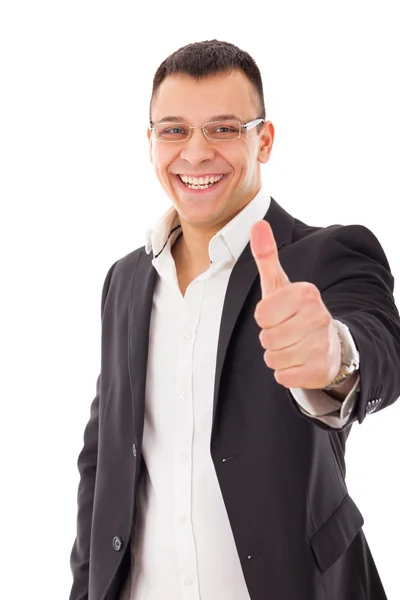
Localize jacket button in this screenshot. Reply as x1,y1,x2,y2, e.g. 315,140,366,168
366,397,382,415
112,536,122,551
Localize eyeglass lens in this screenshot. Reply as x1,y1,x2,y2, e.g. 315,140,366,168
154,120,242,141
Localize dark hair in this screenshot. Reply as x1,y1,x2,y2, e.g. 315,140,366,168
150,40,266,125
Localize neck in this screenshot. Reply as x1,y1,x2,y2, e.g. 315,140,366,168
172,223,216,273
171,184,262,272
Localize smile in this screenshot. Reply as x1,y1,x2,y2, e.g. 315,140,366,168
177,174,226,190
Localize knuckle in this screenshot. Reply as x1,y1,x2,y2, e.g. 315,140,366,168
302,282,319,301
259,329,268,348
254,302,264,325
314,311,329,328
321,312,331,327
264,350,275,369
261,329,274,348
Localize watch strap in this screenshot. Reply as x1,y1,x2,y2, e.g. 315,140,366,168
323,320,360,390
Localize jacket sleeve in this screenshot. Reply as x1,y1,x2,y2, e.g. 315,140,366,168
69,260,118,600
288,224,400,432
289,368,359,429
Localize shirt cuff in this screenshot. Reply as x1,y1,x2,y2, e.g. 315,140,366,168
290,374,360,429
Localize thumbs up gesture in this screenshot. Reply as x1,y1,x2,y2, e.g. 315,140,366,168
250,220,342,389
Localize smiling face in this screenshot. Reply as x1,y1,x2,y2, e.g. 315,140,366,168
148,69,274,236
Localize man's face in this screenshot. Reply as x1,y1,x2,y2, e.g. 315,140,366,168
148,70,274,233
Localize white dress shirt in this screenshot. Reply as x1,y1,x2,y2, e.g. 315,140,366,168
121,186,360,600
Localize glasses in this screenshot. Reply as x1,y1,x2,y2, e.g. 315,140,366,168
149,118,265,142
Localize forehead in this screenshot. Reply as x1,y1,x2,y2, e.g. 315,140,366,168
151,70,258,122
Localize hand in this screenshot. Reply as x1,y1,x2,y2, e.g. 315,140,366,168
250,220,342,389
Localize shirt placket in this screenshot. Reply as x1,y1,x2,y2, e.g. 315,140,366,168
174,276,208,600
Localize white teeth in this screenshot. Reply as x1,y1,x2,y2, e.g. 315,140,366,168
188,184,212,189
179,174,224,187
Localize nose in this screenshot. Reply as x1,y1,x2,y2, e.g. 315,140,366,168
180,128,216,165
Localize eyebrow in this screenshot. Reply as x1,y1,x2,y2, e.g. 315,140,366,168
155,113,244,123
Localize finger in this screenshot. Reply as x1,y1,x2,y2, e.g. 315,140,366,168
250,220,290,297
258,308,308,350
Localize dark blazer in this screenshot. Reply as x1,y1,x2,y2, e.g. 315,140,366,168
69,198,400,600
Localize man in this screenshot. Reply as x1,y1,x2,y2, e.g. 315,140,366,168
69,40,400,600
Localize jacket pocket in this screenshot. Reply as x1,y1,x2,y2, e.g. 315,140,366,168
309,493,364,572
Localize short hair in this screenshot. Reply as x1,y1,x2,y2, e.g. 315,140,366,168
150,39,266,125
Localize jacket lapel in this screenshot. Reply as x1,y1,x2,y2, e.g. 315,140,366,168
212,197,296,424
128,251,157,441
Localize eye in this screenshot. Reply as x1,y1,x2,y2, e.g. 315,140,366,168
214,125,235,133
163,126,185,134
155,123,190,141
205,120,241,139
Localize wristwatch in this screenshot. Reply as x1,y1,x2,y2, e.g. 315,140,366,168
323,319,360,390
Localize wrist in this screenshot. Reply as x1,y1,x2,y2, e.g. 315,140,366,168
323,320,360,391
324,371,359,400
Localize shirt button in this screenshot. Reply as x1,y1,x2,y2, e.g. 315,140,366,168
180,517,187,523
184,578,193,586
180,391,188,401
180,452,187,461
183,331,191,339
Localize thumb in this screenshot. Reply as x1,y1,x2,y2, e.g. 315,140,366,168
250,220,290,297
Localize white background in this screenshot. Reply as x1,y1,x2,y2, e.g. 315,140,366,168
1,1,399,598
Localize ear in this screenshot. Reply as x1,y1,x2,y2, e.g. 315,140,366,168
147,127,153,164
257,120,275,164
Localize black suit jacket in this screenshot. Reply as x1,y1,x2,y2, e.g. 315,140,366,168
69,198,400,600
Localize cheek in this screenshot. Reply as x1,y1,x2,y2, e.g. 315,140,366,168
152,148,176,174
232,148,256,179
219,148,242,171
245,144,260,173
228,143,254,167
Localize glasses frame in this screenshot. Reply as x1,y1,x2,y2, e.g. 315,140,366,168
149,118,265,142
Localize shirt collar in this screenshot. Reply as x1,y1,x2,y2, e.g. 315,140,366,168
213,185,271,262
145,206,181,257
145,185,271,264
